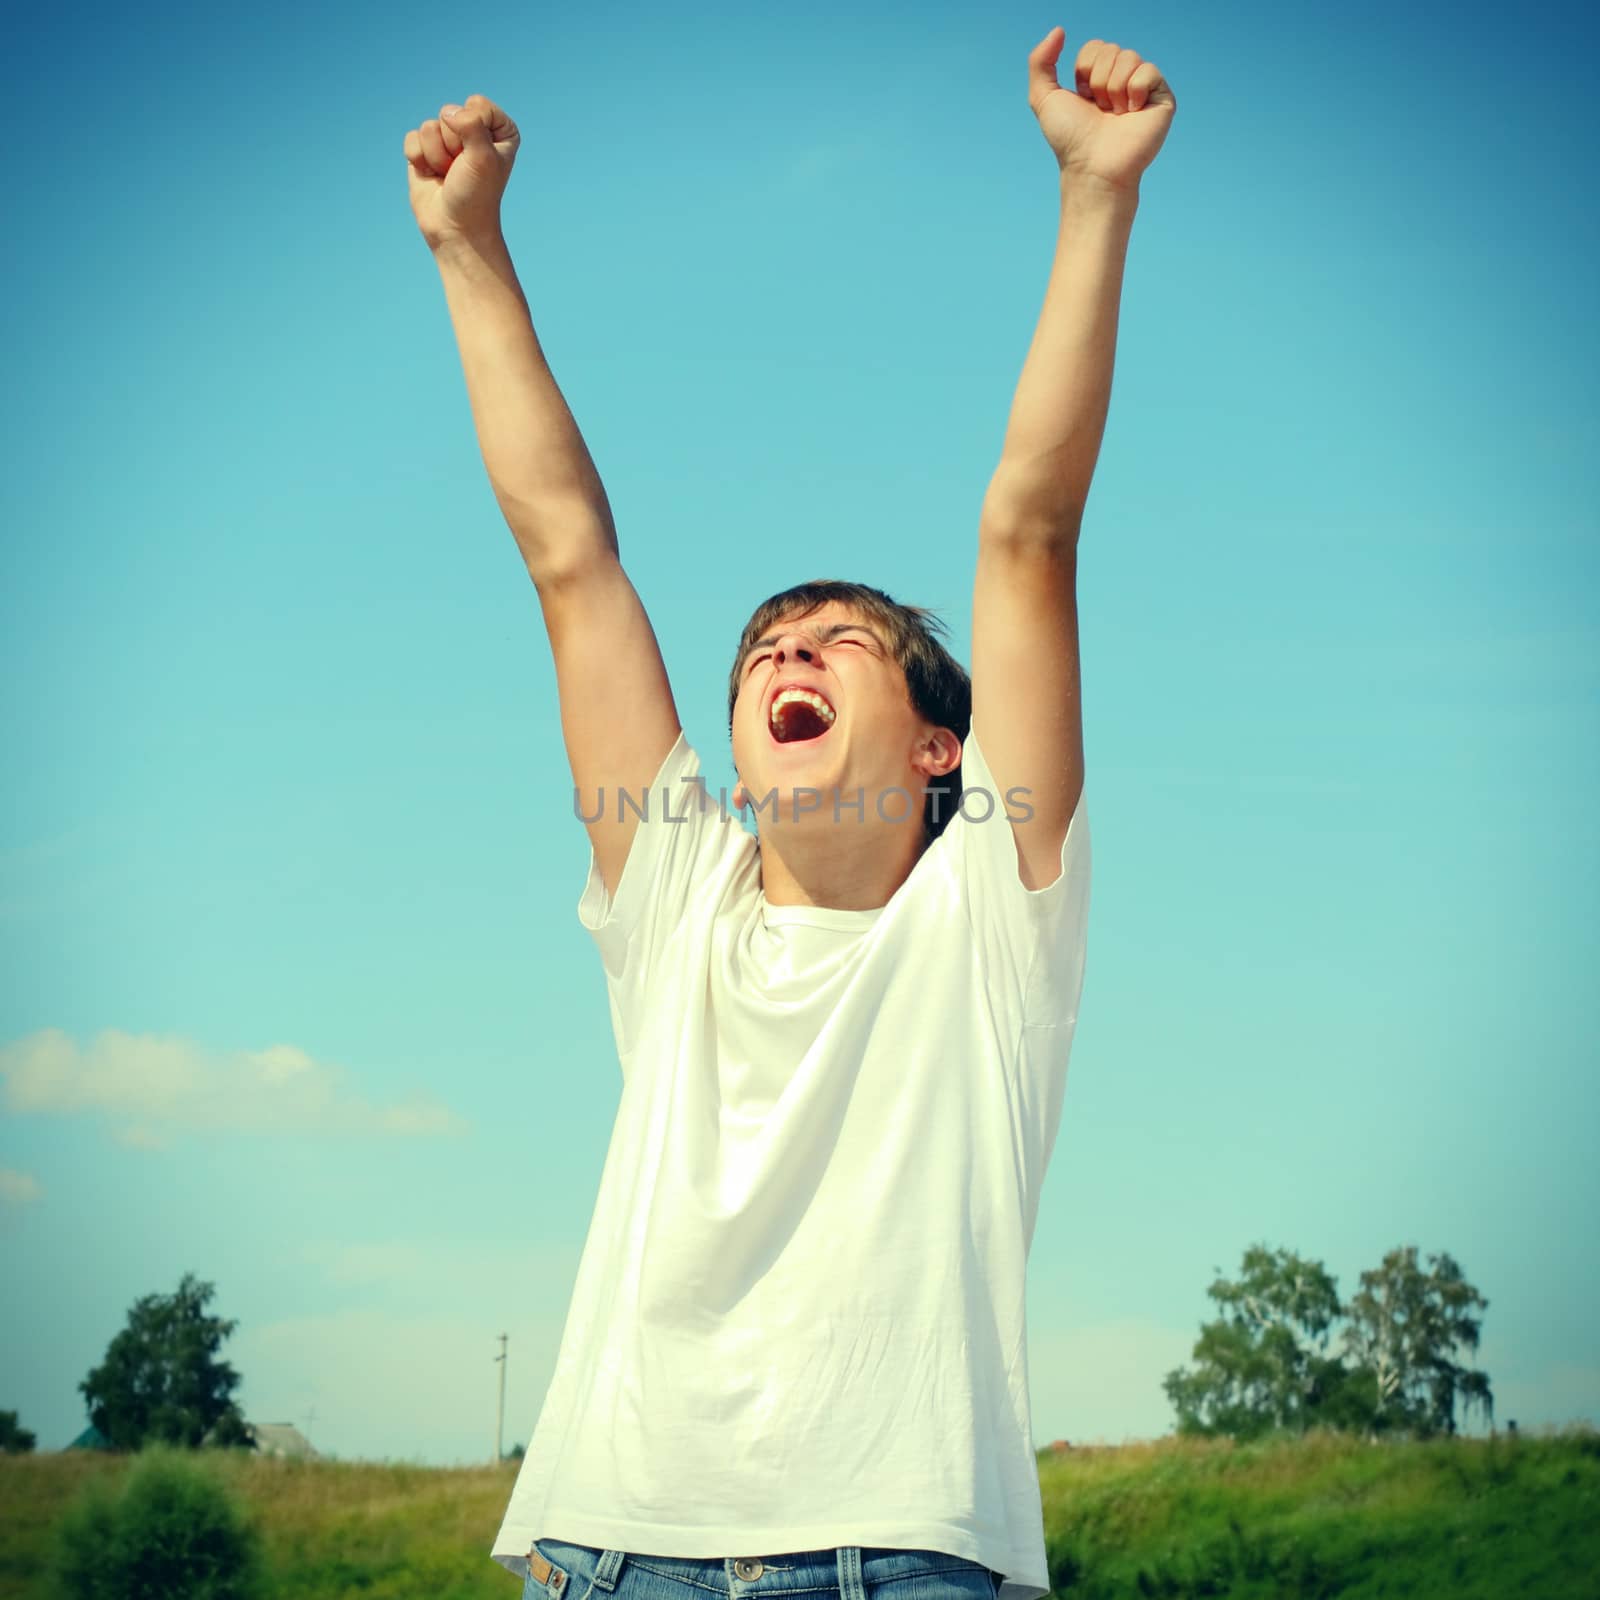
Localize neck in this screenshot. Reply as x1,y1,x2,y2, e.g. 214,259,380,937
755,814,927,910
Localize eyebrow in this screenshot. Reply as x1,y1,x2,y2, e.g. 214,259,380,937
746,622,884,653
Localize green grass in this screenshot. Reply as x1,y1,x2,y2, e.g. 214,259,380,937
1034,1426,1600,1597
0,1452,516,1600
2,1427,1595,1599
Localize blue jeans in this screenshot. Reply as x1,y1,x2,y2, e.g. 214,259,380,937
524,1542,1003,1600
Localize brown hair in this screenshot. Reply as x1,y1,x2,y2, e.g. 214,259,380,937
727,579,972,842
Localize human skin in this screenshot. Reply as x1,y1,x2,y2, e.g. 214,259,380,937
402,27,1177,906
725,599,963,910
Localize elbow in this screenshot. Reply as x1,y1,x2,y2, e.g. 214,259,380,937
980,465,1086,552
978,501,1084,555
497,493,620,589
525,546,619,597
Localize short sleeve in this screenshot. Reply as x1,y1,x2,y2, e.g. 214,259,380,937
941,723,1091,1029
575,731,751,1005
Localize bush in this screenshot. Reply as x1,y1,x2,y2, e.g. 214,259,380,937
1,1407,37,1452
48,1445,264,1600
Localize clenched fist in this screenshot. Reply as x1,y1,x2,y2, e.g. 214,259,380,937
403,94,521,251
1028,28,1175,191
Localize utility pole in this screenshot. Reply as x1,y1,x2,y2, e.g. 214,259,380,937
494,1333,508,1464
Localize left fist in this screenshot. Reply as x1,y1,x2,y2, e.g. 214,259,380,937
1028,27,1176,190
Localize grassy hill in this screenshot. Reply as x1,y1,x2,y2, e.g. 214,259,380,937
1,1427,1594,1599
1034,1426,1597,1597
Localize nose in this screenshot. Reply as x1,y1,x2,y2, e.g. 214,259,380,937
773,630,820,666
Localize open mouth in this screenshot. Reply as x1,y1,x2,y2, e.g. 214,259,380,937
769,686,837,744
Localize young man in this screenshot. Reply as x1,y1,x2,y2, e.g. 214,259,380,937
404,25,1175,1600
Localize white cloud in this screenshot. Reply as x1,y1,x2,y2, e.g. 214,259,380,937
234,1306,536,1465
1027,1316,1193,1446
234,1236,582,1464
0,1027,469,1143
301,1240,433,1287
297,1236,577,1300
376,1100,463,1136
0,1167,42,1208
111,1124,170,1150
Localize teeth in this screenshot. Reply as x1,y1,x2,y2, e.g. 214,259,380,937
769,688,836,728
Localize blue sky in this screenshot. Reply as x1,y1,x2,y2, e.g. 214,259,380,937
4,0,1595,1465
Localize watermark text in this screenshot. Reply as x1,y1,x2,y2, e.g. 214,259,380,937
573,777,1035,826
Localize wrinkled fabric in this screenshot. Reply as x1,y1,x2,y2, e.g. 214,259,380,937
491,725,1091,1600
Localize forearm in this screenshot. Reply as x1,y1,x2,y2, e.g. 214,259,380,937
432,230,617,577
982,176,1140,539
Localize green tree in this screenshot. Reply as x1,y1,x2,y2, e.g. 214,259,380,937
1165,1241,1495,1442
79,1273,253,1451
1163,1243,1344,1440
1339,1244,1493,1438
0,1409,36,1452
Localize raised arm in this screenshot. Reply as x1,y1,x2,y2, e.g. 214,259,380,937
404,96,680,897
972,30,1176,888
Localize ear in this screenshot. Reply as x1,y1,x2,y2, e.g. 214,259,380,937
731,778,749,811
911,727,962,780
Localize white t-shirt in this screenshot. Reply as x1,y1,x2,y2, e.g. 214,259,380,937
491,724,1090,1600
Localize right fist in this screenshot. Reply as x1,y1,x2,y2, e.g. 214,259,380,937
403,94,521,250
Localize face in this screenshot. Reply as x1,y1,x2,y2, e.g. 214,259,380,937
730,601,958,826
